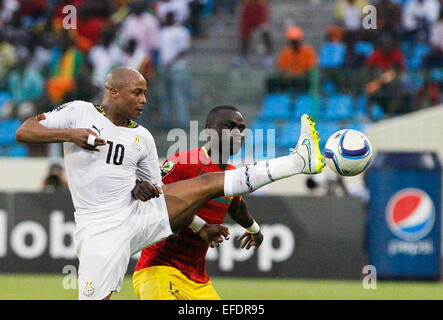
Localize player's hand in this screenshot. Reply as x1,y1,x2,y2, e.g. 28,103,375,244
198,224,230,248
132,179,163,201
68,128,107,152
237,230,263,251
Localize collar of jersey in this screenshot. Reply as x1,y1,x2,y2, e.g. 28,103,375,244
94,104,139,128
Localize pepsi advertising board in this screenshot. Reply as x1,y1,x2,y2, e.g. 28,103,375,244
368,152,442,280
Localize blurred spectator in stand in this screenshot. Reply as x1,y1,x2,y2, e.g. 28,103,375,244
266,26,317,93
188,0,207,38
232,0,273,67
158,12,192,128
0,31,17,88
156,0,190,25
424,7,443,67
121,38,154,85
73,2,108,53
365,34,408,118
27,32,51,75
325,24,346,43
19,0,47,22
335,0,368,53
3,54,44,119
120,1,160,65
374,0,402,41
3,9,30,49
46,32,84,104
42,163,69,193
414,75,441,109
402,0,440,43
0,0,19,27
88,27,124,88
65,60,99,103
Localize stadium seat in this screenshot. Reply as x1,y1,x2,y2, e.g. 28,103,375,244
278,121,301,149
322,80,338,94
248,120,279,158
324,94,354,120
258,93,292,120
406,43,430,69
355,95,385,120
316,121,341,149
319,42,346,68
0,119,22,146
431,68,443,82
354,41,374,57
293,94,321,119
7,144,28,157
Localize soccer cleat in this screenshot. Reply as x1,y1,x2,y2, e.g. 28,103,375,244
290,114,325,174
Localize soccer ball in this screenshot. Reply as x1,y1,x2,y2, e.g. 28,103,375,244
324,129,373,176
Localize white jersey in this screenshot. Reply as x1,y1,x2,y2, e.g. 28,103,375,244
39,100,162,229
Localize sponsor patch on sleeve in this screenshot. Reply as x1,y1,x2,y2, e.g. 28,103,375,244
160,160,175,177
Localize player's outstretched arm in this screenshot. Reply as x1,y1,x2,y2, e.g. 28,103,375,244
228,198,263,251
16,117,107,151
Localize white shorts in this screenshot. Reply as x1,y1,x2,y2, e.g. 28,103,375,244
74,194,173,300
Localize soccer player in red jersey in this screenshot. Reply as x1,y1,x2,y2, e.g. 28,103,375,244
132,106,264,300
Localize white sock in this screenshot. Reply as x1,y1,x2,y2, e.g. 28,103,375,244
224,152,305,196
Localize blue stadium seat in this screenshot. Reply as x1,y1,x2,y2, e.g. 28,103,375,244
258,94,292,120
294,94,321,118
319,42,346,68
406,43,430,69
355,95,385,120
278,121,301,149
431,68,443,82
322,80,338,94
316,121,341,149
324,94,354,120
0,119,22,145
354,41,374,57
7,144,28,157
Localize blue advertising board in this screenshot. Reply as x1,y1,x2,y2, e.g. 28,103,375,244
368,152,441,279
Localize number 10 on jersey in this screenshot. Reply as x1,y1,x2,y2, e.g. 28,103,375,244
106,141,125,165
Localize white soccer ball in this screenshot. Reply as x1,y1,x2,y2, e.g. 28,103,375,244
324,129,373,176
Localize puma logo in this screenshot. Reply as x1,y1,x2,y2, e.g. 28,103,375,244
92,125,104,136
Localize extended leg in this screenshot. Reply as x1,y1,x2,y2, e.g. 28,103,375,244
163,114,325,230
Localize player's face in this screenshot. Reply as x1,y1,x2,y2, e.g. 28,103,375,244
219,111,246,156
116,77,148,120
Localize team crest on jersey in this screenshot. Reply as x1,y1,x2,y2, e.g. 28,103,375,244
133,136,142,151
83,280,95,297
161,160,175,177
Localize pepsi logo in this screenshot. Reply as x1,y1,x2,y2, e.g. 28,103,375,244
386,188,435,241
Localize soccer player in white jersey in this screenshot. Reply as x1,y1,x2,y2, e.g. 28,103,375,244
16,66,325,300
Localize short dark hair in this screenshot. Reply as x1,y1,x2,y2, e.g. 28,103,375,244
205,105,240,127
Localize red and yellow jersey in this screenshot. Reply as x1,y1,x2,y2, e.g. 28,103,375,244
134,147,241,283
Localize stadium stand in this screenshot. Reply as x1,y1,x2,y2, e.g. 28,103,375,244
0,0,442,159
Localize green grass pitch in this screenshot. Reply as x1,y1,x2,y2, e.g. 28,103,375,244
1,274,443,300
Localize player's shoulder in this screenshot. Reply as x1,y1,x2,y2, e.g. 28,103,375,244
166,148,201,165
53,100,94,112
